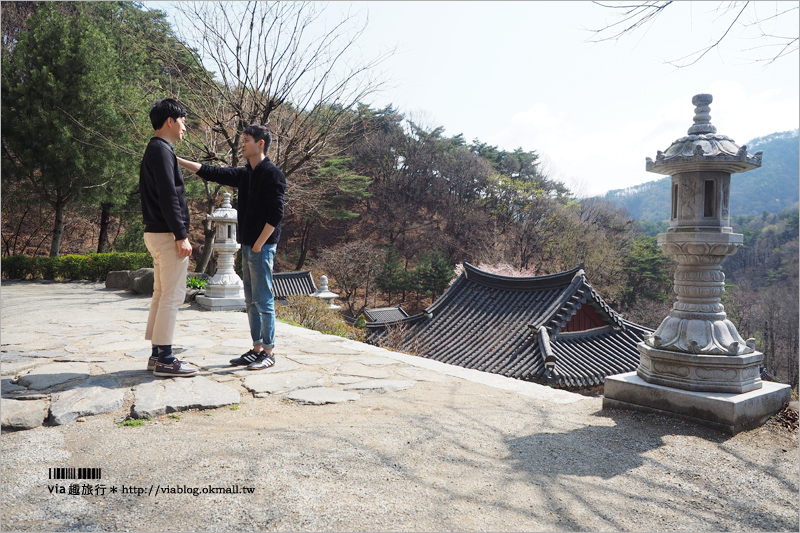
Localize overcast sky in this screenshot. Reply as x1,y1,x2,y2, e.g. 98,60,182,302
152,1,799,197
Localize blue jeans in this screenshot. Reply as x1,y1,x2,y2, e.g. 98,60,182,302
242,244,277,350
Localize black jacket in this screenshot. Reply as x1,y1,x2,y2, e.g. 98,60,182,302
197,157,286,246
139,137,191,241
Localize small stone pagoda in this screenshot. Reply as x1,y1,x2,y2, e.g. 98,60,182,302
604,94,791,434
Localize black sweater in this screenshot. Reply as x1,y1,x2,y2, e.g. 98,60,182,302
139,137,191,241
197,158,286,247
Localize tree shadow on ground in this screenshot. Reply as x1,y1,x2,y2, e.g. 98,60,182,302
501,406,798,531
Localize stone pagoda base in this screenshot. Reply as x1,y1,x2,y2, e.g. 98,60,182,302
603,372,791,435
196,294,245,312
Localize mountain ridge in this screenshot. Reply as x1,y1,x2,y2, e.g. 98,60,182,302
601,129,799,221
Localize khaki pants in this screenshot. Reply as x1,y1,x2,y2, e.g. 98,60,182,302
144,232,188,346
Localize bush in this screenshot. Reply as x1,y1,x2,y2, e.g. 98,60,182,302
187,276,207,290
1,253,153,281
276,295,365,342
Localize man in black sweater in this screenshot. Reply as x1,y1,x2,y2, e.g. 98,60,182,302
140,98,198,377
178,124,286,370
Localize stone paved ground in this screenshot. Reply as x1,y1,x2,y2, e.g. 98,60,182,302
1,281,798,532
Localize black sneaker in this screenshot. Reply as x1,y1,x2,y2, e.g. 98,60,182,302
247,353,275,370
153,359,199,378
230,349,262,366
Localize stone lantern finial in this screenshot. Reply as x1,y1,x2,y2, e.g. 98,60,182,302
687,93,717,135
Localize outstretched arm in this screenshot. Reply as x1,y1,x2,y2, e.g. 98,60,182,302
178,157,242,188
176,157,201,174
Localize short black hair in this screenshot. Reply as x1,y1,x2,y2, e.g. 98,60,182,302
243,124,272,154
149,98,187,130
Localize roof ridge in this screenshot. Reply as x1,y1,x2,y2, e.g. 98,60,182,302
462,262,584,290
531,274,585,331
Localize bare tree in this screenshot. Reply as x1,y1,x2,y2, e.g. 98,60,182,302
164,1,392,272
318,240,385,316
587,1,798,67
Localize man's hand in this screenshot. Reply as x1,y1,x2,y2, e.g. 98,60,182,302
177,238,192,258
251,244,262,253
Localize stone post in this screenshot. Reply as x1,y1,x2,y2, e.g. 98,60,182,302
196,193,246,311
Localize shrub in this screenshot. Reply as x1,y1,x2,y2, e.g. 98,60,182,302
1,253,153,281
276,295,365,342
187,276,207,290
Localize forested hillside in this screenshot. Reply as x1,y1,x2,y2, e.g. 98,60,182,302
604,130,799,222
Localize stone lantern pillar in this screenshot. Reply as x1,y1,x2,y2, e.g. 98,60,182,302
603,94,790,434
196,193,246,311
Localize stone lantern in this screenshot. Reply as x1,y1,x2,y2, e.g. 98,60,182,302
196,193,246,311
312,275,341,310
603,94,790,434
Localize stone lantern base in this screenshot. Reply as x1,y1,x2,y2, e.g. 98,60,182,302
604,370,791,435
196,283,245,311
637,343,763,394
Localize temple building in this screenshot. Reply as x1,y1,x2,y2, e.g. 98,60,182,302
366,262,652,389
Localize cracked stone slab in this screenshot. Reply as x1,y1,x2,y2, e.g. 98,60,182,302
243,371,325,395
343,379,416,393
210,346,248,356
1,398,49,430
54,355,116,363
172,338,216,350
132,376,240,419
182,353,238,371
3,350,69,359
283,354,339,366
49,377,126,425
284,387,360,405
0,332,40,346
17,362,91,390
0,358,42,377
218,338,254,349
335,362,392,379
213,357,300,376
396,366,451,382
95,360,151,375
85,341,151,354
298,343,362,355
88,333,140,346
331,376,367,385
350,356,399,367
1,379,27,395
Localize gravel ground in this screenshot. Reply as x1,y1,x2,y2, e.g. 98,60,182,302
2,376,797,532
1,281,798,531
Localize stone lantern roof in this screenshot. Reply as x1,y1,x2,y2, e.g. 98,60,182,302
646,94,763,175
207,192,238,222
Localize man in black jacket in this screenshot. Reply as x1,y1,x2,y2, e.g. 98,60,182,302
178,124,286,370
140,98,198,377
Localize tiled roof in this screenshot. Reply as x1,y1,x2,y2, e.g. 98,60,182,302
366,262,651,388
364,306,408,323
273,270,317,299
